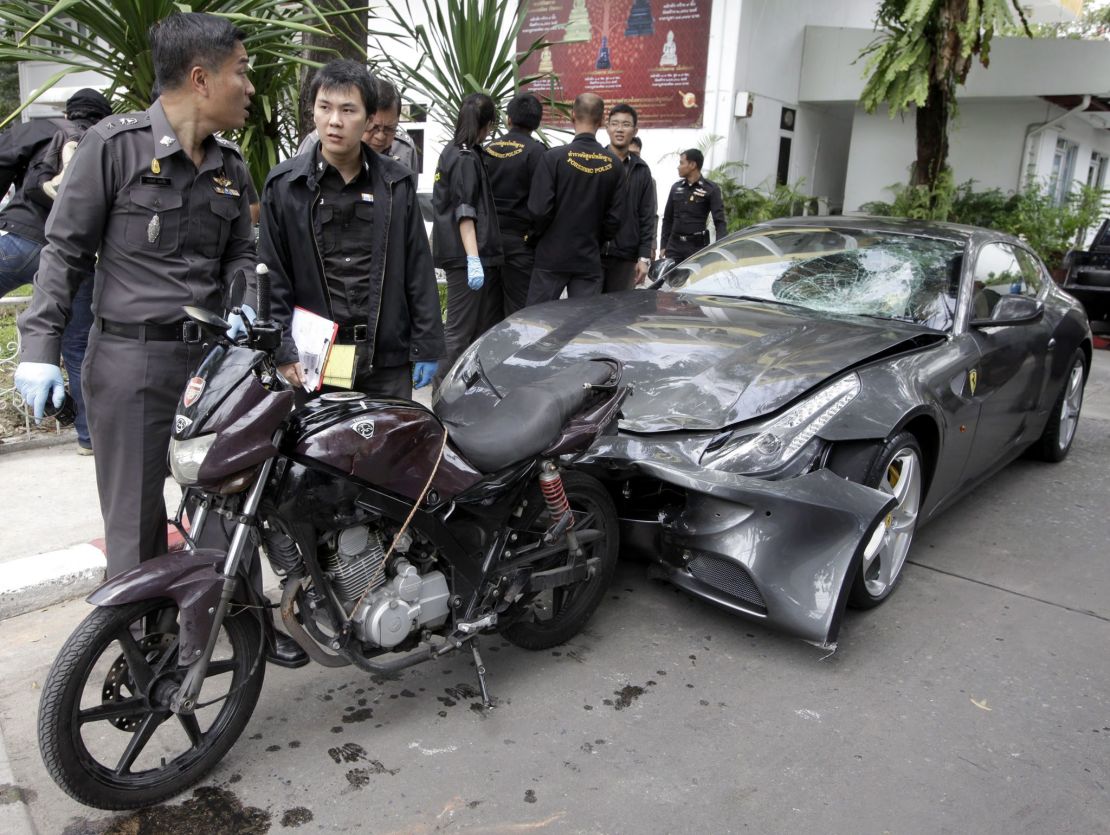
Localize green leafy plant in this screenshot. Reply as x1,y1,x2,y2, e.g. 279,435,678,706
863,176,1106,271
859,0,1031,211
0,0,367,191
371,0,551,129
708,161,815,232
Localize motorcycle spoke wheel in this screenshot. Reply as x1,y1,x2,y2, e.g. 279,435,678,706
38,598,265,810
499,472,619,651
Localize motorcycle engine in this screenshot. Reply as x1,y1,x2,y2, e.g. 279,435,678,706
319,524,450,649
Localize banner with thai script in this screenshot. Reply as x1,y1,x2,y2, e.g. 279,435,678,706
518,0,712,128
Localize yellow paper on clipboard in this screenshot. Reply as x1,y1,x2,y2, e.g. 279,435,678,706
322,344,357,388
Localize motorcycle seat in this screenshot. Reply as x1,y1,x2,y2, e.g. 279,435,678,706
444,360,614,473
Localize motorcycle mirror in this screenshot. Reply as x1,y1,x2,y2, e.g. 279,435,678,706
183,305,231,332
226,269,246,310
647,257,677,289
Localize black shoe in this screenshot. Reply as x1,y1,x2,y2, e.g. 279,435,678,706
266,630,309,668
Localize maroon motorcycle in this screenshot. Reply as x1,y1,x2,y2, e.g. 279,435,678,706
38,266,628,810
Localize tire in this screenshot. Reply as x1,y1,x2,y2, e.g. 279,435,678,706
38,597,265,810
828,432,924,609
499,471,619,650
1030,349,1085,463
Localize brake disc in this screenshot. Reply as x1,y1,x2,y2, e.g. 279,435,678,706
101,633,176,731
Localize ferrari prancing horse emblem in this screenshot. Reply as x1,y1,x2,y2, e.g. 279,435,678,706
968,369,978,396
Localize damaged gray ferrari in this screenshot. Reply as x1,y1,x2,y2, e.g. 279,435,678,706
434,217,1093,647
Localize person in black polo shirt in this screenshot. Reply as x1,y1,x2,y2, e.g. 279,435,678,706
526,93,624,304
600,103,655,292
483,92,545,317
660,148,727,264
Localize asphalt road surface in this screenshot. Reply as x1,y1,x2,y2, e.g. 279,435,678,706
1,371,1107,833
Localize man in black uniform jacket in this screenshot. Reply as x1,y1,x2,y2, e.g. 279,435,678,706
601,103,655,292
660,148,727,264
483,92,545,317
526,93,624,304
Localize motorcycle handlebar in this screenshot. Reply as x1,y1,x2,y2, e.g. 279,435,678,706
255,263,271,323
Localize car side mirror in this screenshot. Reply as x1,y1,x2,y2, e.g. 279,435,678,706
970,294,1044,327
648,257,677,289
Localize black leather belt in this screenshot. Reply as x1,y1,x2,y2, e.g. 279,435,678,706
674,231,709,243
99,318,203,343
336,323,368,342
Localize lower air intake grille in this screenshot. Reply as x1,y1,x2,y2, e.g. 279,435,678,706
688,554,765,610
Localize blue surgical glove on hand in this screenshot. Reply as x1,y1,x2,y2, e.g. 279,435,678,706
412,361,438,390
225,303,257,340
14,361,65,422
466,256,484,291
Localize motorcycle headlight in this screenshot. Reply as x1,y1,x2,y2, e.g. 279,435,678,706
169,434,217,485
702,373,861,475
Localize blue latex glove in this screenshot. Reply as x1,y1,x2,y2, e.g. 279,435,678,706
412,361,438,390
14,361,65,421
225,303,257,340
466,256,484,291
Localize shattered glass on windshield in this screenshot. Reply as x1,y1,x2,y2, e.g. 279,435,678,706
668,228,963,331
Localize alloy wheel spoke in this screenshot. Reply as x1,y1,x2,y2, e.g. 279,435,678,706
177,713,204,748
890,454,916,505
115,628,156,692
113,711,164,775
205,659,238,677
78,697,147,726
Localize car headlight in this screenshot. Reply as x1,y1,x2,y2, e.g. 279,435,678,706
702,373,861,475
169,434,217,485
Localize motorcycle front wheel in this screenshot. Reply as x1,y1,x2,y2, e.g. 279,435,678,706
38,597,265,810
499,471,619,650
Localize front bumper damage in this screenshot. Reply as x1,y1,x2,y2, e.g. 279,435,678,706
586,441,896,646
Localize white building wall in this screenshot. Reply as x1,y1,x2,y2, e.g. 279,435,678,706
844,99,1110,212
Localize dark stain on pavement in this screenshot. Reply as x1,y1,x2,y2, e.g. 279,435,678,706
328,742,366,763
524,789,537,803
346,759,400,788
342,707,374,723
612,684,645,710
280,807,313,827
0,783,36,805
63,786,270,835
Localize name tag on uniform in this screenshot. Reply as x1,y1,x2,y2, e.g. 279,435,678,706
140,175,172,186
361,193,373,202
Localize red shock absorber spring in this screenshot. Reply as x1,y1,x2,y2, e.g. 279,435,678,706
538,463,572,527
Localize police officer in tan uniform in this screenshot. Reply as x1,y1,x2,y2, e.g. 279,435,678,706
16,14,256,572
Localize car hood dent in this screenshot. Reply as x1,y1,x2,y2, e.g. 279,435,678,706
478,292,944,432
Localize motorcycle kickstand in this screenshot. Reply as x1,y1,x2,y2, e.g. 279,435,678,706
470,639,493,708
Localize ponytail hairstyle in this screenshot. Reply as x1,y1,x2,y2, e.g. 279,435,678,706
452,93,496,149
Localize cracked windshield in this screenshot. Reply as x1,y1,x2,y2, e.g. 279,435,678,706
666,227,964,331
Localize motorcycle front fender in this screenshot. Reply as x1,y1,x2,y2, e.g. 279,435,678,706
87,549,237,662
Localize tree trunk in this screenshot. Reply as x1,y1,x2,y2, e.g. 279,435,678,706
298,1,370,140
912,79,950,201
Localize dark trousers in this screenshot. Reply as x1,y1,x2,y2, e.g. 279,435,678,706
602,257,638,293
526,266,603,306
434,264,502,388
499,231,534,318
664,234,708,264
0,232,94,445
82,329,209,577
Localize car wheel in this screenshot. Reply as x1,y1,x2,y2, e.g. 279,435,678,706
1030,349,1085,463
829,432,924,609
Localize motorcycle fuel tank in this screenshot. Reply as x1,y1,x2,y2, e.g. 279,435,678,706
284,393,482,503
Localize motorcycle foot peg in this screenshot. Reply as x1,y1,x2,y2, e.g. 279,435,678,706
471,641,492,708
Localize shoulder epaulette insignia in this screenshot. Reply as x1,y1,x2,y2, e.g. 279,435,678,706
97,112,149,138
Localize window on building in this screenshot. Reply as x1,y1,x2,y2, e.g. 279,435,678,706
1049,136,1079,206
1087,151,1107,190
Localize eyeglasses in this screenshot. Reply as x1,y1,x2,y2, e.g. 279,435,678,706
368,123,398,137
608,120,635,129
